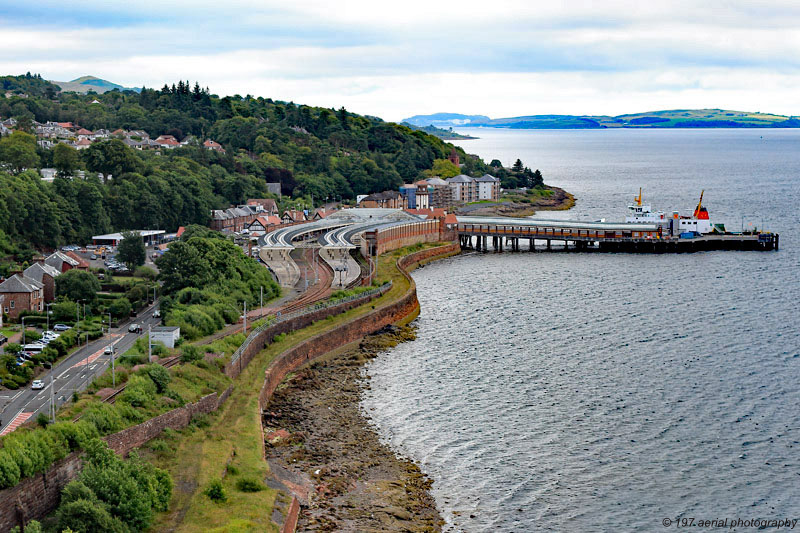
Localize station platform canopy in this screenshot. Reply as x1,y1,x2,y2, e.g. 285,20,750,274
92,230,166,246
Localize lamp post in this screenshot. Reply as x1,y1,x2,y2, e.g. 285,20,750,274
260,286,263,319
45,302,52,332
21,316,27,345
243,301,247,335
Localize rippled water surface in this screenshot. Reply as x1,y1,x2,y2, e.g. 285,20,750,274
361,129,800,531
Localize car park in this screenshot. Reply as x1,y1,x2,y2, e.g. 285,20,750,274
53,324,71,331
31,380,44,390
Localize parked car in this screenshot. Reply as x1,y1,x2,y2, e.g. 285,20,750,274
53,324,71,331
22,343,45,353
0,335,6,346
31,380,44,390
90,254,97,260
128,324,141,334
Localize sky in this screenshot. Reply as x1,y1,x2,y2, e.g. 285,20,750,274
1,0,799,121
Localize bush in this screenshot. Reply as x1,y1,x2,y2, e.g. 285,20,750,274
119,374,157,408
35,412,50,428
205,478,226,502
180,344,202,363
55,498,128,533
140,364,171,394
235,477,265,493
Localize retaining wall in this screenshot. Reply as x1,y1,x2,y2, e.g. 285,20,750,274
222,286,390,380
258,241,460,412
0,388,230,532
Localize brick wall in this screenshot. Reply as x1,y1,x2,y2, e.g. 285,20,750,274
0,390,227,531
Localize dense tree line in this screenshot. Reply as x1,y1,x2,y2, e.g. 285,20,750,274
0,74,485,212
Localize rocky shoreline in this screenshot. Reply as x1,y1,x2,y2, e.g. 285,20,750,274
263,325,443,532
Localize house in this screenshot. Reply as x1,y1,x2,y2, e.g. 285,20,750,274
203,139,226,153
23,262,60,303
150,326,180,349
246,198,279,215
57,122,77,131
129,130,150,140
0,123,10,136
75,138,92,150
358,191,405,209
0,274,44,320
40,168,57,181
45,251,81,273
246,215,282,235
75,128,94,139
282,209,307,223
312,208,337,220
176,226,186,239
111,128,127,137
93,129,110,139
64,251,90,270
154,135,180,149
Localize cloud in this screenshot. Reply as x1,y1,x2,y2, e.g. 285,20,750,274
1,0,799,117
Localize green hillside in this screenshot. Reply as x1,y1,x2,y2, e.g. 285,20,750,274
52,75,141,94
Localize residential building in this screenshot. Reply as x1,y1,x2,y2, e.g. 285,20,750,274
24,262,60,303
246,215,282,236
446,174,477,203
399,184,417,208
415,181,430,209
246,198,279,215
358,191,405,209
75,128,94,139
203,139,226,153
150,326,180,349
312,208,336,220
75,138,92,150
45,251,81,273
282,209,307,223
0,274,44,320
154,135,180,149
475,174,501,201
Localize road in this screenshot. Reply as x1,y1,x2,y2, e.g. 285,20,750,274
0,304,162,436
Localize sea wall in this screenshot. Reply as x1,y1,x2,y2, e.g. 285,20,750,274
258,241,461,413
0,388,230,532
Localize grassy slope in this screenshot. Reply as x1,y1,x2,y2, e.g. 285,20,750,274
147,243,451,532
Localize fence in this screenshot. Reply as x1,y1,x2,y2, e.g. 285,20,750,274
230,281,392,366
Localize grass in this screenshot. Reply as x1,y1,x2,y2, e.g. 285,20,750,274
147,242,456,531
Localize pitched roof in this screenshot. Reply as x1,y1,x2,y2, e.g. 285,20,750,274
475,174,500,182
0,274,44,294
23,262,60,282
65,251,90,268
203,139,223,149
246,198,278,212
446,174,474,183
444,213,458,225
75,128,93,135
75,138,92,146
45,251,79,269
176,226,186,238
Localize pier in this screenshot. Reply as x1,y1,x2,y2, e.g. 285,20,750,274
456,216,779,253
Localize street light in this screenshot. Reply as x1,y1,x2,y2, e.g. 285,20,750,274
21,316,27,345
45,302,52,332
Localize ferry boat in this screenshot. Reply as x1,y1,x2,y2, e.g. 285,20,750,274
626,189,723,235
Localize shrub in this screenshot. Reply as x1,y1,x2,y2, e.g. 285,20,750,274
108,297,132,319
119,374,157,408
226,464,239,476
81,403,125,434
205,478,226,502
35,412,50,428
235,477,265,493
55,498,128,533
180,344,202,363
140,364,171,393
134,265,158,280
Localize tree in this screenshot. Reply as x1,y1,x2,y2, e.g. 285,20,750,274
489,159,503,168
512,158,524,173
53,143,81,178
83,139,141,183
55,269,100,302
117,231,146,269
0,131,40,174
424,158,460,179
108,297,132,319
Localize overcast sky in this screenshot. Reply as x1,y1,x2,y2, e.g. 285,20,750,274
2,0,799,121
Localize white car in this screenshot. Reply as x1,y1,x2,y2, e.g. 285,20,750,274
153,310,161,318
31,380,44,390
104,345,114,355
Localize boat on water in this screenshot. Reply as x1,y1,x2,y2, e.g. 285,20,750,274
626,188,725,235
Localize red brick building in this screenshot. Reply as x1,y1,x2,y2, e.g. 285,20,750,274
24,262,60,303
0,274,44,321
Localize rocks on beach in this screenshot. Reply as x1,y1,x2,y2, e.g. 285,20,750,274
263,325,443,532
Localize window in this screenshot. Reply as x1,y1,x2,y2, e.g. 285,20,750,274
10,301,14,309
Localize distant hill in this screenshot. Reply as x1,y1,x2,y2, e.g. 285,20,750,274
402,109,800,129
51,76,141,94
403,112,491,128
400,122,478,140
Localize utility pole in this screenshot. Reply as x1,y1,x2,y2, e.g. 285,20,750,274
46,303,52,332
243,301,247,335
260,286,263,319
147,324,152,363
49,366,55,423
21,316,26,345
84,332,89,388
